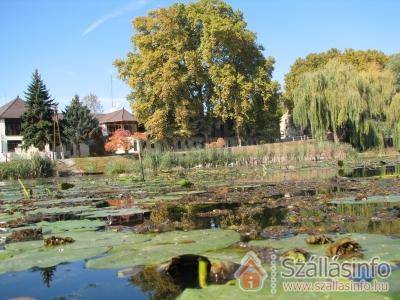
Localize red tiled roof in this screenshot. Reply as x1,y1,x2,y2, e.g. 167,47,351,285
0,97,27,118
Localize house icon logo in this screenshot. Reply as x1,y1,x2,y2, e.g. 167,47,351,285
234,251,268,291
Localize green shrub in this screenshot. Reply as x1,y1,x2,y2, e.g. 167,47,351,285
177,178,193,188
105,159,138,175
0,155,53,179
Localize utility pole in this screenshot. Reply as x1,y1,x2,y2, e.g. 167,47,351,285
53,104,64,160
53,114,56,160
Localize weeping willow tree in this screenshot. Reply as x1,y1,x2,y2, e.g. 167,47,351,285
293,60,395,150
386,93,400,149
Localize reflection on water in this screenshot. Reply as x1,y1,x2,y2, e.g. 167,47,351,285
0,261,147,299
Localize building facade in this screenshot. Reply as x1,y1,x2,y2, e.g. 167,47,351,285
0,97,263,160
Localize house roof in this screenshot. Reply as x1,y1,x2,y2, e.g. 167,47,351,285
96,108,136,124
0,97,27,118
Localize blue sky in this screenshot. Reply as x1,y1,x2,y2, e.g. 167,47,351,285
0,0,399,111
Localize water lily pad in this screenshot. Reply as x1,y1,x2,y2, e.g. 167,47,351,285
35,220,106,234
330,195,400,205
165,190,207,196
26,205,96,216
86,229,240,269
249,233,400,262
0,231,150,274
0,212,22,223
81,207,149,218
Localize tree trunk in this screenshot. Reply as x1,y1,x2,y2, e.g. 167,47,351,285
139,147,145,181
236,131,242,147
333,131,340,144
76,143,81,157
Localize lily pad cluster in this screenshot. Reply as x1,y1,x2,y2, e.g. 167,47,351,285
0,229,239,274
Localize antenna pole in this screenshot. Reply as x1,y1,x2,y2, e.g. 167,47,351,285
110,75,114,108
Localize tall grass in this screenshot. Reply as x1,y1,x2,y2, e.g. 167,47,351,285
105,158,139,175
0,155,53,179
142,140,355,173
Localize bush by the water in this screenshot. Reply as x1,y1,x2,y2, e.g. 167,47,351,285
0,155,53,179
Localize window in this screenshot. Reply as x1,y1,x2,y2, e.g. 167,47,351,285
124,124,133,133
5,119,22,136
133,140,137,151
177,140,182,149
7,140,21,152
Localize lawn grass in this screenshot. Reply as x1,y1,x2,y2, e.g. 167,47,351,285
73,155,138,174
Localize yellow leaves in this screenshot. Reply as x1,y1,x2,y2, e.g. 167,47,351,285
115,0,280,143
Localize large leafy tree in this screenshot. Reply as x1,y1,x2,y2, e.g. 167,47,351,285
83,93,104,114
22,70,55,150
386,53,400,91
115,0,280,146
63,95,99,156
284,49,389,110
292,60,396,150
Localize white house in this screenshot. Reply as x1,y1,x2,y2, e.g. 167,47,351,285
0,97,26,161
0,97,89,161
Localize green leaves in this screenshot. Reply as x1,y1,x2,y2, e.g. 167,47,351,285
292,60,396,150
21,69,55,150
115,0,280,144
86,229,240,269
63,95,99,156
0,229,239,274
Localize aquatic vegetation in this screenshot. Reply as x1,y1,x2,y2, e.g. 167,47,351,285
1,158,400,298
208,261,240,284
44,236,74,247
325,237,363,259
280,248,310,262
0,231,150,274
306,235,334,245
34,220,105,234
59,182,74,190
330,195,400,204
86,229,240,269
17,178,33,200
6,228,43,243
0,155,53,179
177,179,193,188
249,233,400,262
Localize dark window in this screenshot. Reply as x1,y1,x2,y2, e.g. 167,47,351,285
7,140,21,152
151,143,155,149
123,124,133,133
193,141,197,148
185,140,189,147
5,119,22,136
177,140,182,149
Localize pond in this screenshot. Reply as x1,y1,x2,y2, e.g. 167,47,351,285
0,261,148,300
1,165,400,299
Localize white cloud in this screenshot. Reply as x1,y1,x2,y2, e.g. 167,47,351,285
82,0,148,37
